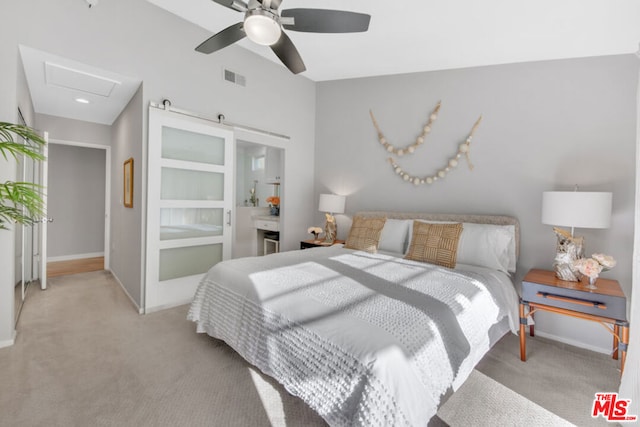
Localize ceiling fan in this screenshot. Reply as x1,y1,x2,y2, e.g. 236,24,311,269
195,0,371,74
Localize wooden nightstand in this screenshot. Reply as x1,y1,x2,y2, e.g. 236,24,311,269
520,268,629,374
300,239,345,250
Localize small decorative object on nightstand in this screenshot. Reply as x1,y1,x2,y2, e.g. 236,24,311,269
573,253,617,290
519,268,629,374
300,239,345,250
318,194,346,244
307,226,323,241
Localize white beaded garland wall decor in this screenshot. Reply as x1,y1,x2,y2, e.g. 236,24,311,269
386,115,483,186
369,101,441,156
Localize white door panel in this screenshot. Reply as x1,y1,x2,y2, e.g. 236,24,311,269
145,107,233,312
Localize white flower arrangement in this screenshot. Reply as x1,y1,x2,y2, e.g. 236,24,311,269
307,226,323,240
573,253,616,279
592,253,617,269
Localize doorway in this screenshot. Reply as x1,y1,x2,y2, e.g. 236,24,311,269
46,139,111,277
234,140,284,259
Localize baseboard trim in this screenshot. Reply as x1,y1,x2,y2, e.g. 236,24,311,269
109,271,143,314
534,330,610,355
48,252,104,263
144,298,193,314
0,330,16,349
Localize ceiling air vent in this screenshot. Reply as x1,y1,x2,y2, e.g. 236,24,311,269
223,68,246,87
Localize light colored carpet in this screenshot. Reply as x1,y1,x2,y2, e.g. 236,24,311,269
0,271,620,426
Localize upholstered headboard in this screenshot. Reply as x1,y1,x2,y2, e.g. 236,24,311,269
355,211,520,259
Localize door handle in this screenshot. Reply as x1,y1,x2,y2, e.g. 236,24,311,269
227,210,232,226
536,292,607,310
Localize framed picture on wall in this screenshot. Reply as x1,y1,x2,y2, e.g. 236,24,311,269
124,157,134,208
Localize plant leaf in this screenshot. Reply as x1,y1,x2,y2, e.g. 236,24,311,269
0,122,46,232
0,122,46,161
0,181,45,225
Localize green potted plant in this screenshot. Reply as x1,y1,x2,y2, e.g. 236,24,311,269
0,122,46,230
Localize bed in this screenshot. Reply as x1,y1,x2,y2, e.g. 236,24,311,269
188,211,520,426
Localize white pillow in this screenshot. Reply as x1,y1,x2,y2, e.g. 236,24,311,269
456,223,516,273
378,219,411,254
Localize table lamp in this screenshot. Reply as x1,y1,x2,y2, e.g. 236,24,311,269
542,190,612,281
319,194,346,244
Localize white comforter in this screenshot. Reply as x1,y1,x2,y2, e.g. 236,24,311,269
188,245,519,426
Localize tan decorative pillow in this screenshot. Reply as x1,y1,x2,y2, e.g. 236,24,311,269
344,216,387,253
405,221,463,268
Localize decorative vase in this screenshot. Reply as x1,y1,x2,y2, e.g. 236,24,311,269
270,206,279,216
586,275,598,290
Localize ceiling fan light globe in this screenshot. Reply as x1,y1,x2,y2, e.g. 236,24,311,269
244,13,281,46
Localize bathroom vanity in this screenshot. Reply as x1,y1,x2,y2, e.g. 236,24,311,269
233,207,280,258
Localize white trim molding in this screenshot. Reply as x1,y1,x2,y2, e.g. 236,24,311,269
110,270,143,314
0,330,16,349
534,330,610,356
619,54,640,418
47,252,104,263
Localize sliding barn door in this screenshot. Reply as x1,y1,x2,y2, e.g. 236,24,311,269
146,107,233,312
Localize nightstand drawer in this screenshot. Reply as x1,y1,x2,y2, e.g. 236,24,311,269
522,281,626,320
254,219,279,232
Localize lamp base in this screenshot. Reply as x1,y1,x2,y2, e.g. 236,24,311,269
323,213,337,244
554,262,582,282
552,227,584,282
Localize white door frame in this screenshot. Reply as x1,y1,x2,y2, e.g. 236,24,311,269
233,128,287,249
48,138,111,270
619,58,640,416
38,133,48,289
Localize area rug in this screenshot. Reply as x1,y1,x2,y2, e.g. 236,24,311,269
437,370,574,426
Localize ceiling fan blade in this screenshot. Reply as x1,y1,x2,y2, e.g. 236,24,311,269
281,9,371,33
270,32,306,74
211,0,248,12
195,22,246,54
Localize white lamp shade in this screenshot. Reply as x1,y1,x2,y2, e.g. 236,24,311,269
318,194,346,214
542,191,612,229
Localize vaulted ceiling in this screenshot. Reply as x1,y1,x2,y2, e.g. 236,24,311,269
19,0,640,125
149,0,640,81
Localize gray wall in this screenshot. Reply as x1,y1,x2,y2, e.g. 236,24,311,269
36,113,112,147
316,55,638,352
111,84,144,308
47,144,106,258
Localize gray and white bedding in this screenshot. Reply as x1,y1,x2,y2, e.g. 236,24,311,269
188,244,519,426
